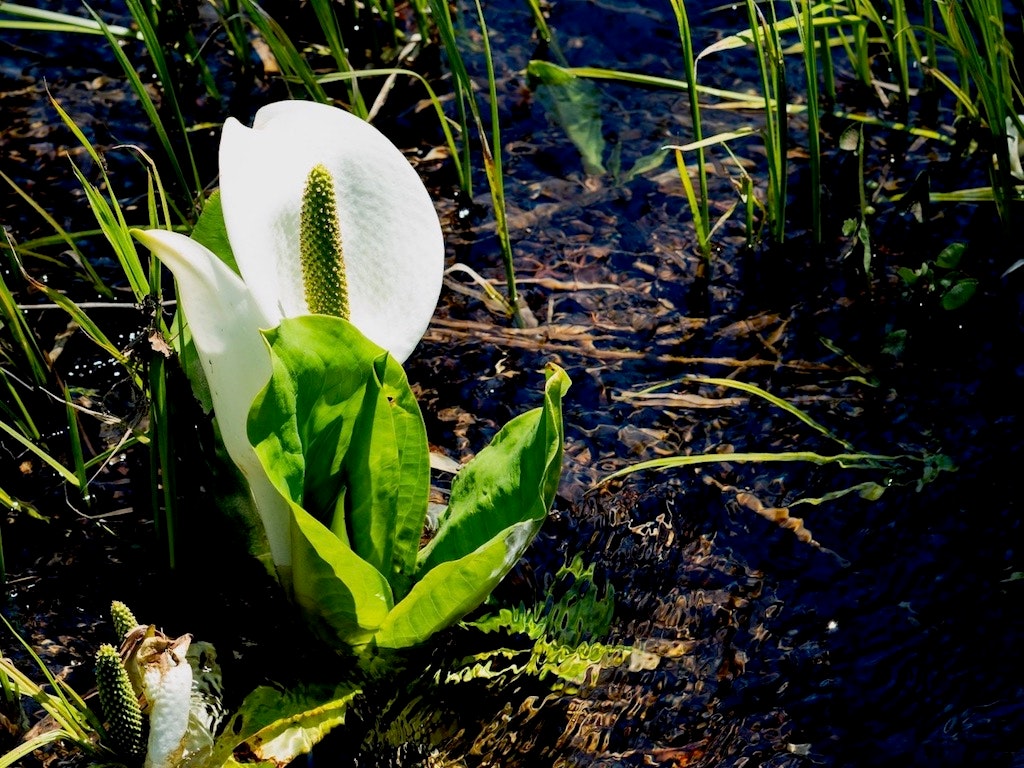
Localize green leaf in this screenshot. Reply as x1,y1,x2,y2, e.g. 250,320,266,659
341,353,429,598
896,265,923,286
375,519,537,649
248,315,429,645
375,364,570,649
941,278,978,310
530,62,607,175
208,683,359,767
378,357,431,597
420,363,569,570
289,507,393,647
620,147,670,183
935,241,966,270
191,190,240,275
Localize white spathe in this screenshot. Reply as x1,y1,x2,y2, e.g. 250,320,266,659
140,634,193,768
133,228,292,568
220,100,444,361
135,100,445,569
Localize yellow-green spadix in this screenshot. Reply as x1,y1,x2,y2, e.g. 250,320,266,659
134,100,444,570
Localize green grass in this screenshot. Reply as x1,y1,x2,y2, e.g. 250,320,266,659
601,374,953,515
669,0,712,260
526,0,1021,250
0,86,181,567
0,614,109,765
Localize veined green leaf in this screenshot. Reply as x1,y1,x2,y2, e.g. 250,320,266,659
419,363,569,572
209,683,359,767
249,316,429,645
375,355,430,597
375,518,537,649
289,508,393,647
376,364,570,649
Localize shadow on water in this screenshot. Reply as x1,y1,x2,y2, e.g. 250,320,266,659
2,0,1023,766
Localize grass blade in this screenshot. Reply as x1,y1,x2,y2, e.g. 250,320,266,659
0,247,49,385
309,0,368,117
0,170,111,296
0,617,104,744
669,0,710,258
0,3,136,37
63,384,90,504
84,2,199,205
318,68,464,184
677,374,854,449
239,0,330,103
792,0,821,241
0,420,80,488
600,450,901,485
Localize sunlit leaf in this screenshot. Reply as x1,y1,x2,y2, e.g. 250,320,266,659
208,683,360,767
249,316,430,644
376,365,571,649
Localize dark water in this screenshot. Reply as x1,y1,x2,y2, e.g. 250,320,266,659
2,1,1024,766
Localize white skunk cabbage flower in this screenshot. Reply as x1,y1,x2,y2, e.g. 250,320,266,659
130,632,193,768
134,100,444,571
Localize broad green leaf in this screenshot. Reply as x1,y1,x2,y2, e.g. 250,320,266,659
334,356,399,559
379,356,431,598
375,519,538,649
375,365,570,649
341,351,430,597
290,505,392,647
248,316,428,644
935,242,966,270
941,278,978,310
208,683,359,767
418,363,569,572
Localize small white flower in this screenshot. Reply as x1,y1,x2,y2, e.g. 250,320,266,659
137,634,193,768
